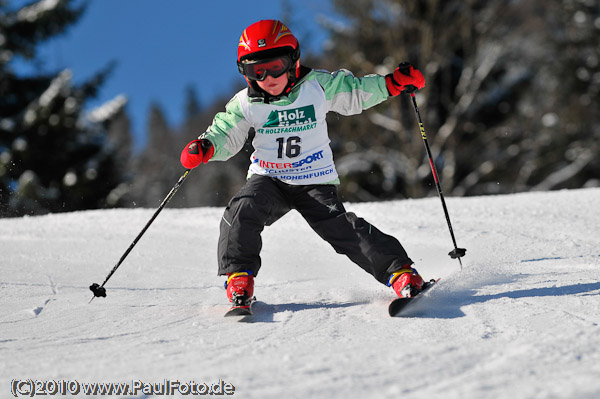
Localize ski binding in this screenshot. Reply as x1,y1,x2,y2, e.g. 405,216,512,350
225,295,255,317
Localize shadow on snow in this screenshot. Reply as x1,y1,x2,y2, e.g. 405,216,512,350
405,281,600,319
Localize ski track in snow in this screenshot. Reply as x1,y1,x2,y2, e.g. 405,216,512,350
1,188,600,398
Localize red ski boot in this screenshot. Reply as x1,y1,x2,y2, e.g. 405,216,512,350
224,271,255,317
388,267,424,298
225,271,254,305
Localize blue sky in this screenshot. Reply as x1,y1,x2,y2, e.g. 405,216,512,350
15,0,332,148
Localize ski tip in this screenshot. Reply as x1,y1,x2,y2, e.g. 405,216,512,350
224,306,253,317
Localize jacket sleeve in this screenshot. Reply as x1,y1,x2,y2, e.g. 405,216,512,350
199,91,252,161
313,69,390,115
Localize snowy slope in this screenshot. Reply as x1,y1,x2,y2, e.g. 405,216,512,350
1,188,599,399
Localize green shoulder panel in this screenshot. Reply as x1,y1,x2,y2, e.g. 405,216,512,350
310,69,390,115
202,92,252,161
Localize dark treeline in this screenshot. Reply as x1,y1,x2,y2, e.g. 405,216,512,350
1,0,598,217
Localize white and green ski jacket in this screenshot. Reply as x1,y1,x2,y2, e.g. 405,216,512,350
201,68,390,185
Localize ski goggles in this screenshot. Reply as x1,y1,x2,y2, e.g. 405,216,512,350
239,55,293,81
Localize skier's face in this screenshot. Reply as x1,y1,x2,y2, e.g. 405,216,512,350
256,73,289,96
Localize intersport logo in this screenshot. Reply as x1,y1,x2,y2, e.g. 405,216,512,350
263,105,316,128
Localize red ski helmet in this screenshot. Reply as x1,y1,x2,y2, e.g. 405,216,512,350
237,20,301,81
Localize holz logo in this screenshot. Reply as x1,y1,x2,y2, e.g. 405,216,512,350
264,105,316,127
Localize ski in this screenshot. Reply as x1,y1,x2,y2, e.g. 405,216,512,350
224,296,255,317
388,279,439,317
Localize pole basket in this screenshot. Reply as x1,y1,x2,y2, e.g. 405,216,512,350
449,248,467,259
89,283,107,298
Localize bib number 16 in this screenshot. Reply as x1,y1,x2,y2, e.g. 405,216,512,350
276,136,301,158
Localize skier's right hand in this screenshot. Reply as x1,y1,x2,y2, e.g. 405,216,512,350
180,138,214,169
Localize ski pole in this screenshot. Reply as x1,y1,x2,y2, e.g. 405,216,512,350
89,168,192,302
399,63,466,268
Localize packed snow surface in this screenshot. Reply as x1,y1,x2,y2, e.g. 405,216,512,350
1,188,599,398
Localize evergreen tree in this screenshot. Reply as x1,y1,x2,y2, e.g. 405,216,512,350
89,93,132,207
184,84,201,121
522,0,600,191
317,0,600,200
0,0,127,216
129,103,181,207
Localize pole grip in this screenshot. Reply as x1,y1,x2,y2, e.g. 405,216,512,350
397,62,417,94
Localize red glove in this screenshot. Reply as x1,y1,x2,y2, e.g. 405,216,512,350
180,138,214,169
385,63,425,96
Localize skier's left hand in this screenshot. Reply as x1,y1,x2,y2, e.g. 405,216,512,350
385,63,425,96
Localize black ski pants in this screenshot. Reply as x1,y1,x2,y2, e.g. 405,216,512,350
217,175,413,284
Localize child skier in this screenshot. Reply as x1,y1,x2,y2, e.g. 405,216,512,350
180,20,427,308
